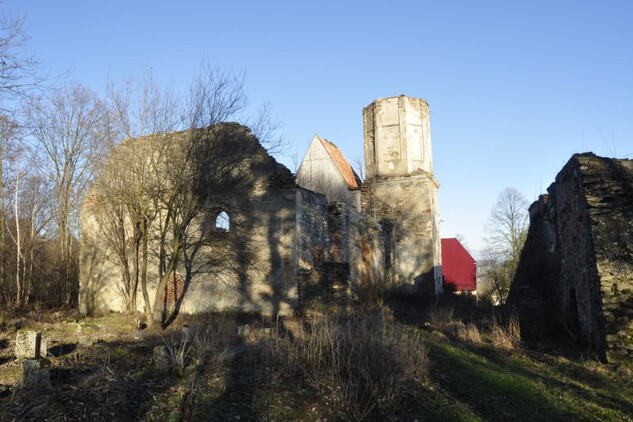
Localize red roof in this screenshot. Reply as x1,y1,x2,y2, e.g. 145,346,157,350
441,238,477,291
318,136,362,190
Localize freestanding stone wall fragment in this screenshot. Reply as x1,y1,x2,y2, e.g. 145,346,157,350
507,195,562,339
15,331,47,359
509,153,633,363
361,96,442,295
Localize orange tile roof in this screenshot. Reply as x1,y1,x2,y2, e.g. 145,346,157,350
318,136,362,190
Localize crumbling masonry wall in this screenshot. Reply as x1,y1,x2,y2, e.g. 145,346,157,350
510,153,633,362
506,195,561,339
296,188,384,312
81,95,443,317
80,125,298,316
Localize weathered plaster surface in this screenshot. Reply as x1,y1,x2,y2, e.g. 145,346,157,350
362,96,442,295
80,125,298,316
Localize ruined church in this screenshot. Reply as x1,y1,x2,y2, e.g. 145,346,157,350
79,95,442,316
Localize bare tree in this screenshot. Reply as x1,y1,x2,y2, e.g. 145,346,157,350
106,69,180,140
481,187,529,304
16,172,51,304
90,157,139,312
90,63,282,326
98,71,181,316
0,10,47,109
147,63,254,327
0,127,50,307
150,124,259,327
0,115,18,302
247,100,285,155
11,153,21,305
186,61,246,129
26,82,110,304
455,233,468,249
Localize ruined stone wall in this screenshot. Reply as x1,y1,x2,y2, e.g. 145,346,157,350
80,125,298,317
552,156,605,351
81,95,444,317
507,195,562,338
296,188,385,311
79,209,128,314
575,155,633,361
511,153,633,362
178,175,298,316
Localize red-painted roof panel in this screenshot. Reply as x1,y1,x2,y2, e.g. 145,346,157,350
441,238,477,291
319,136,362,190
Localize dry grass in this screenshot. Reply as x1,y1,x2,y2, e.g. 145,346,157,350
427,300,456,325
3,306,633,421
425,299,521,351
456,321,483,344
490,311,521,351
270,310,428,421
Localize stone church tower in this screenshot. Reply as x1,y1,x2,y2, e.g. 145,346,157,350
361,95,442,295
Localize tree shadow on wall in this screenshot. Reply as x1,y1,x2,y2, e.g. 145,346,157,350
159,124,294,328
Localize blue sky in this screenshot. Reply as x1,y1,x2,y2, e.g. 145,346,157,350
5,0,633,257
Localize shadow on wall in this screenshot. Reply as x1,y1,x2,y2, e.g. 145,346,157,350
79,230,118,315
162,125,296,325
80,124,297,323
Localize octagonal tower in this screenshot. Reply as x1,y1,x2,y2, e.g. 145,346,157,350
361,95,442,295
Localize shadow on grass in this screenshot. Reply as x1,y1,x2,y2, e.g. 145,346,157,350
5,333,179,421
208,337,263,421
427,334,633,422
478,345,633,418
48,343,77,357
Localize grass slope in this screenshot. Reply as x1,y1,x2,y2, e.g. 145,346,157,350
0,306,632,421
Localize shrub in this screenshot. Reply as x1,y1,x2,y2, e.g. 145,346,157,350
275,311,428,420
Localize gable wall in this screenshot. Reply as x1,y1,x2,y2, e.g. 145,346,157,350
297,138,361,210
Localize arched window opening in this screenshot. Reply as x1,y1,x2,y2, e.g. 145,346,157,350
215,211,230,232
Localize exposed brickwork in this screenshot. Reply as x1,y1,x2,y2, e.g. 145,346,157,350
163,272,185,305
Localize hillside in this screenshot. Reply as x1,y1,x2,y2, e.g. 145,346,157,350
1,301,632,421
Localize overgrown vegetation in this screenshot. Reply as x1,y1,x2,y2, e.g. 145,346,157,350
274,311,428,420
1,299,633,421
0,10,284,317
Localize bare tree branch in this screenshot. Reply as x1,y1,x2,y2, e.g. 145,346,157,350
481,187,529,303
